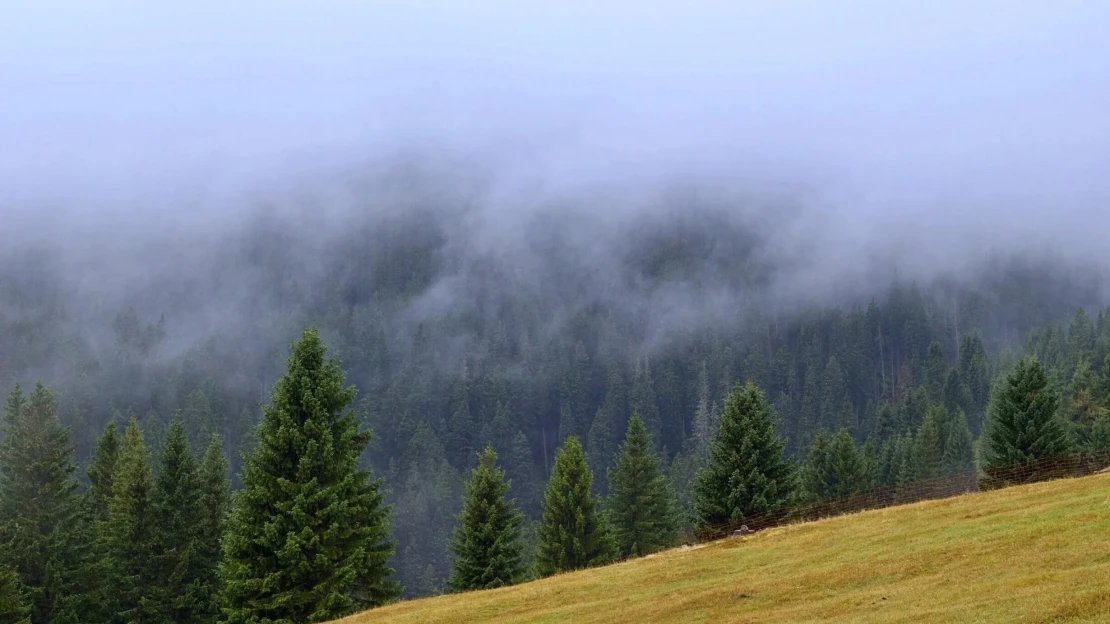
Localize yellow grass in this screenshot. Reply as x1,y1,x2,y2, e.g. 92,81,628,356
338,473,1110,624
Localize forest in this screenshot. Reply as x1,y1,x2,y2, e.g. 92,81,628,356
2,187,1110,622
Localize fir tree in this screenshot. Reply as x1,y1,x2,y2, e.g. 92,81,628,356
606,413,679,558
924,341,947,403
534,436,613,577
693,382,795,528
941,409,976,475
106,418,157,624
984,358,1069,469
0,383,84,624
0,566,29,624
220,328,399,623
629,358,661,450
147,415,206,623
803,428,869,501
448,446,525,592
913,405,946,480
195,435,230,623
586,407,616,495
85,421,120,521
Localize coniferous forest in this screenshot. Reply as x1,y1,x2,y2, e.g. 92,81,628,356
3,193,1110,623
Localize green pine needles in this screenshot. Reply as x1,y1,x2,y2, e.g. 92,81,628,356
606,412,679,557
448,446,526,592
534,436,613,577
693,382,794,528
220,328,399,623
985,358,1068,469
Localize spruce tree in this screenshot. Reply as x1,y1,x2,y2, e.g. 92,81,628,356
586,407,616,495
86,421,121,521
195,435,230,623
0,566,29,624
0,383,83,624
693,382,794,528
220,328,399,623
606,413,679,558
803,428,869,501
534,436,613,577
147,415,205,623
448,446,525,592
913,405,946,479
984,358,1069,469
106,418,158,624
941,409,976,475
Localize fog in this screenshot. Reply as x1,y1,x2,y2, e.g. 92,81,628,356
2,1,1110,360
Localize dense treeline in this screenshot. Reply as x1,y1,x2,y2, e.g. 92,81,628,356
3,205,1110,609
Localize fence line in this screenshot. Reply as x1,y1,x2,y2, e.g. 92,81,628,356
688,450,1110,544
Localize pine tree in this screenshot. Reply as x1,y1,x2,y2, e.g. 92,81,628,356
924,341,947,403
0,566,29,624
147,415,206,623
85,421,121,521
195,435,230,623
984,358,1069,469
803,428,869,501
106,418,158,624
448,446,525,592
629,358,661,450
220,328,399,623
693,382,795,528
534,436,613,577
913,405,946,479
0,383,84,624
941,409,976,475
606,413,679,558
586,407,616,495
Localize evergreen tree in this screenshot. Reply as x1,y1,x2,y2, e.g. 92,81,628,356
606,413,679,558
913,405,946,479
803,428,869,501
448,446,525,592
195,435,230,624
0,383,84,624
941,409,976,475
85,421,120,521
534,437,612,577
0,566,29,624
820,357,846,430
924,341,947,403
220,328,399,623
105,418,158,624
693,382,795,528
984,358,1069,469
586,407,616,495
147,415,206,623
629,358,661,450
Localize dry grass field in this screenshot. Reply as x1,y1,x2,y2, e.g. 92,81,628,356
337,473,1110,624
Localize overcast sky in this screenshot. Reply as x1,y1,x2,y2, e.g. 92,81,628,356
2,1,1108,230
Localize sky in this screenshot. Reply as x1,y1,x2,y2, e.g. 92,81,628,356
1,1,1108,238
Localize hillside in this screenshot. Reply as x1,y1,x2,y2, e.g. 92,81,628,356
339,473,1110,624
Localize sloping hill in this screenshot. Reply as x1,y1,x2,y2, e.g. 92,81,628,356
337,473,1110,624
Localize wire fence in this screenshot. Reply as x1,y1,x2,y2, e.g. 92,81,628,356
689,450,1110,544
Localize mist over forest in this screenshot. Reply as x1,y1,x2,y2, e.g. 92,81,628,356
2,1,1110,615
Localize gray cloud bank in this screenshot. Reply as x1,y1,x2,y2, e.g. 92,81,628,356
2,1,1109,361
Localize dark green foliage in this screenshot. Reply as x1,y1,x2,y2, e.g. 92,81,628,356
913,405,946,480
629,359,661,450
985,358,1069,469
942,410,976,475
693,382,794,528
535,437,613,577
0,566,29,624
106,418,157,623
803,428,870,501
448,446,525,592
586,408,616,495
220,328,399,623
195,435,230,623
924,341,947,403
147,415,208,623
0,383,84,624
85,421,120,521
606,413,679,557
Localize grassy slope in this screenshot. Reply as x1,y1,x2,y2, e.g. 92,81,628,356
340,473,1110,624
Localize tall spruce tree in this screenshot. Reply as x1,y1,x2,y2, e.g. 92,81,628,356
606,413,679,557
984,358,1069,469
803,428,869,501
942,409,976,475
448,446,525,592
106,418,158,624
196,435,230,623
220,328,399,623
0,566,30,624
0,383,84,624
693,382,794,528
534,436,613,577
85,421,121,521
147,415,205,623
